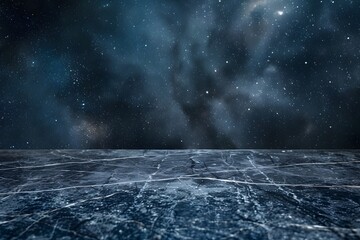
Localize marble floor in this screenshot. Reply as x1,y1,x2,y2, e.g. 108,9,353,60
0,150,359,239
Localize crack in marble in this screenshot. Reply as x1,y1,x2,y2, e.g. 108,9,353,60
1,159,359,172
1,176,359,197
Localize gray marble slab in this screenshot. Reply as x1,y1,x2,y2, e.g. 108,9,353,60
0,150,359,239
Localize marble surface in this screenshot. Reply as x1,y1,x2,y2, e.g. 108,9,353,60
0,150,359,239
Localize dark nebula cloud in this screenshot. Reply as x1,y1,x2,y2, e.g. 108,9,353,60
1,0,360,149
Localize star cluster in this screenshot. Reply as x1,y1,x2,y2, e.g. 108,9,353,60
0,0,359,148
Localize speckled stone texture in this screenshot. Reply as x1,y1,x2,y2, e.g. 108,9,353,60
0,150,359,239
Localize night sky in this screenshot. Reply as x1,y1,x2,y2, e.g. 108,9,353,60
1,0,360,149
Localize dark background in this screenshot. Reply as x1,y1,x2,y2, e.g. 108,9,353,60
1,0,359,149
